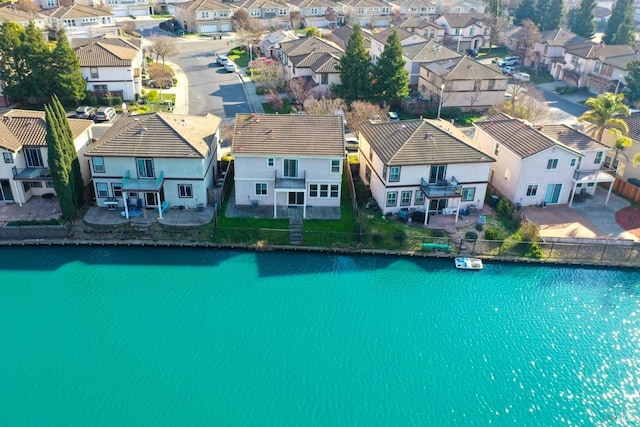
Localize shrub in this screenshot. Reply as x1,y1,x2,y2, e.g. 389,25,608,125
518,221,540,243
431,229,445,238
526,243,544,258
465,231,478,241
484,227,503,241
496,198,514,219
393,229,407,242
255,86,267,95
475,223,484,231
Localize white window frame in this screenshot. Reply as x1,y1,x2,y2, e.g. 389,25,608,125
255,183,267,195
93,157,105,173
96,182,109,198
178,184,193,198
386,191,397,207
331,159,340,173
546,158,559,170
526,184,538,197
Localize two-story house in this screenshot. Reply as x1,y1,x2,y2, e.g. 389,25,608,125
0,109,93,206
474,114,614,207
588,112,640,183
370,26,427,64
434,12,488,51
73,36,144,102
102,0,154,18
528,28,587,73
556,42,635,89
330,24,373,52
445,0,485,14
0,7,47,30
174,0,236,34
418,56,507,111
240,0,290,30
39,4,120,41
587,51,640,94
258,29,299,58
399,17,445,41
287,0,339,28
389,0,437,19
279,36,344,84
232,113,344,219
358,118,494,224
338,0,391,28
85,112,222,218
403,40,461,86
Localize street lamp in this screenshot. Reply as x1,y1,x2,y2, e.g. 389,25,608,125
436,82,445,120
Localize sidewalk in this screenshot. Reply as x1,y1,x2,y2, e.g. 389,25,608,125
238,70,265,114
164,61,188,115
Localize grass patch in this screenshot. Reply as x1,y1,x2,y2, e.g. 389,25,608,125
152,14,172,19
479,46,508,59
7,218,63,226
228,47,249,67
262,98,294,114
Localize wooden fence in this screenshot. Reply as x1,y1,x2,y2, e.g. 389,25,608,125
613,179,640,204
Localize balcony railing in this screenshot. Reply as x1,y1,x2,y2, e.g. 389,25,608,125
420,177,462,198
573,168,615,183
274,169,306,189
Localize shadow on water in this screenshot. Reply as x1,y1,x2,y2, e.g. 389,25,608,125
0,246,245,271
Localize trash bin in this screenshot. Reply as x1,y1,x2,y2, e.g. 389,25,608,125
489,195,499,208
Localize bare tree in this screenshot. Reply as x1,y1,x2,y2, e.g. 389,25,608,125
519,87,550,123
390,9,404,24
514,19,540,62
325,8,338,27
16,0,40,13
484,12,509,53
465,80,484,112
220,122,235,145
232,9,251,32
345,101,389,134
266,90,284,112
310,85,334,99
290,11,303,30
149,37,177,66
147,63,173,81
289,77,312,104
252,61,287,92
564,66,582,88
121,21,136,35
303,97,347,115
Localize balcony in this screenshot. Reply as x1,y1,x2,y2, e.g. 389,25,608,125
121,170,165,192
572,168,614,184
274,169,306,189
420,177,462,198
12,166,52,181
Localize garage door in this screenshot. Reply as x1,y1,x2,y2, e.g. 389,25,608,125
220,23,231,32
130,9,147,17
199,24,218,33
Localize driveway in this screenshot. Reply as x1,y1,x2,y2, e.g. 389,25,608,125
522,186,639,241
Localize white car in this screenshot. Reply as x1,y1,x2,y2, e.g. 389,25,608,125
224,63,237,73
513,72,531,82
497,56,519,67
501,66,516,75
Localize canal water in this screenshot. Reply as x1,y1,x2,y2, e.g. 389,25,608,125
0,246,638,426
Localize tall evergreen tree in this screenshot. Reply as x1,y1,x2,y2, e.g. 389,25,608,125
45,103,76,219
604,0,634,45
51,29,87,105
52,95,84,208
625,60,640,104
0,22,30,101
335,24,373,104
569,0,596,39
534,0,551,28
20,22,51,100
542,0,564,31
371,29,409,105
514,1,537,25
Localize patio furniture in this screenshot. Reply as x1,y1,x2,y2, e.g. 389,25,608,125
104,198,118,211
161,200,168,214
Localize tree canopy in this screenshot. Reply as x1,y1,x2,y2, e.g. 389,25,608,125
371,29,409,105
579,92,630,141
568,0,596,39
624,60,640,105
335,24,373,105
51,29,87,105
603,0,635,46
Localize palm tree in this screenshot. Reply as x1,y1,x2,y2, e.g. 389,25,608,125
610,129,633,172
579,92,630,141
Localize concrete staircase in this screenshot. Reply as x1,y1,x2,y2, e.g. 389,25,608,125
289,218,303,245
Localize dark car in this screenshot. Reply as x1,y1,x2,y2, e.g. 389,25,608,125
466,48,478,58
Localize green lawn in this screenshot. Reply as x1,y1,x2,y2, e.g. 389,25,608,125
479,46,508,59
228,47,249,67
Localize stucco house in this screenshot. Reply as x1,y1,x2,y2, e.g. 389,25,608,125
0,109,94,206
287,0,340,28
84,112,222,218
526,28,586,72
232,113,344,219
445,0,485,14
39,4,120,41
369,26,427,64
174,0,236,34
390,0,437,19
403,40,461,86
73,36,144,102
338,0,392,28
473,114,614,207
330,24,373,51
279,36,344,86
0,7,47,30
101,0,155,18
399,16,445,41
240,0,290,30
434,12,489,51
588,112,640,183
418,56,507,112
258,29,298,58
357,118,494,224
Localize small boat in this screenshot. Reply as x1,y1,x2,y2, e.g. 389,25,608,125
455,257,483,270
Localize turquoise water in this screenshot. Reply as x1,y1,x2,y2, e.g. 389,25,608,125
0,247,639,426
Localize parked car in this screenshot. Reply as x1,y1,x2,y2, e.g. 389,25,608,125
466,48,478,58
501,66,516,75
94,106,117,122
388,111,399,121
224,62,237,73
513,72,531,82
345,137,358,151
497,56,519,67
217,55,229,65
148,79,173,89
75,106,94,119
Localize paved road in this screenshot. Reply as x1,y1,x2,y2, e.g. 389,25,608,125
539,86,589,125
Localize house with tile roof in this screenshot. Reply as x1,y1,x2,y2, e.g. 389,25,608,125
473,114,614,207
369,26,427,64
525,28,587,72
74,37,144,102
418,56,507,111
358,118,494,223
402,40,461,85
258,29,298,58
586,51,640,94
240,0,290,29
556,42,636,90
0,7,47,30
287,0,340,28
434,12,489,51
389,0,437,18
232,113,344,218
85,112,222,218
444,0,485,14
101,0,154,18
0,109,94,206
279,36,344,86
338,0,392,28
399,16,445,41
39,4,120,41
330,24,373,51
174,0,236,34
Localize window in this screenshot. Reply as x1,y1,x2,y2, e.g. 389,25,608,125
46,181,55,188
202,11,209,18
250,9,260,16
267,157,274,167
93,84,107,92
178,184,193,198
461,187,475,201
429,164,446,184
23,182,31,192
3,152,12,163
331,159,340,173
487,80,495,90
310,184,318,197
389,166,400,182
31,181,42,188
365,165,371,182
96,182,109,198
283,159,298,178
571,55,579,65
594,152,603,164
587,182,595,187
470,27,475,36
136,158,154,178
24,148,43,168
321,73,328,85
331,184,339,198
386,191,397,207
415,190,425,205
594,62,602,73
320,184,328,197
526,184,538,197
400,191,412,206
90,67,99,78
546,158,559,170
454,28,460,35
429,29,434,38
369,147,373,161
570,158,577,167
255,183,267,195
93,157,105,173
112,183,122,198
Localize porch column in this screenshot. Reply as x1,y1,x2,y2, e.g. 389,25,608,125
273,191,277,218
123,191,130,219
455,198,461,224
303,200,306,219
605,181,614,205
12,180,23,207
157,192,162,219
568,182,578,208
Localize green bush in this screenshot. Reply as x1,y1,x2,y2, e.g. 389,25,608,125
431,229,446,238
526,243,544,258
484,227,504,240
475,223,484,231
393,229,407,242
465,231,478,241
255,86,267,95
496,198,515,219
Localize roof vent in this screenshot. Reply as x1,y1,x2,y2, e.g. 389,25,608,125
136,127,147,135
